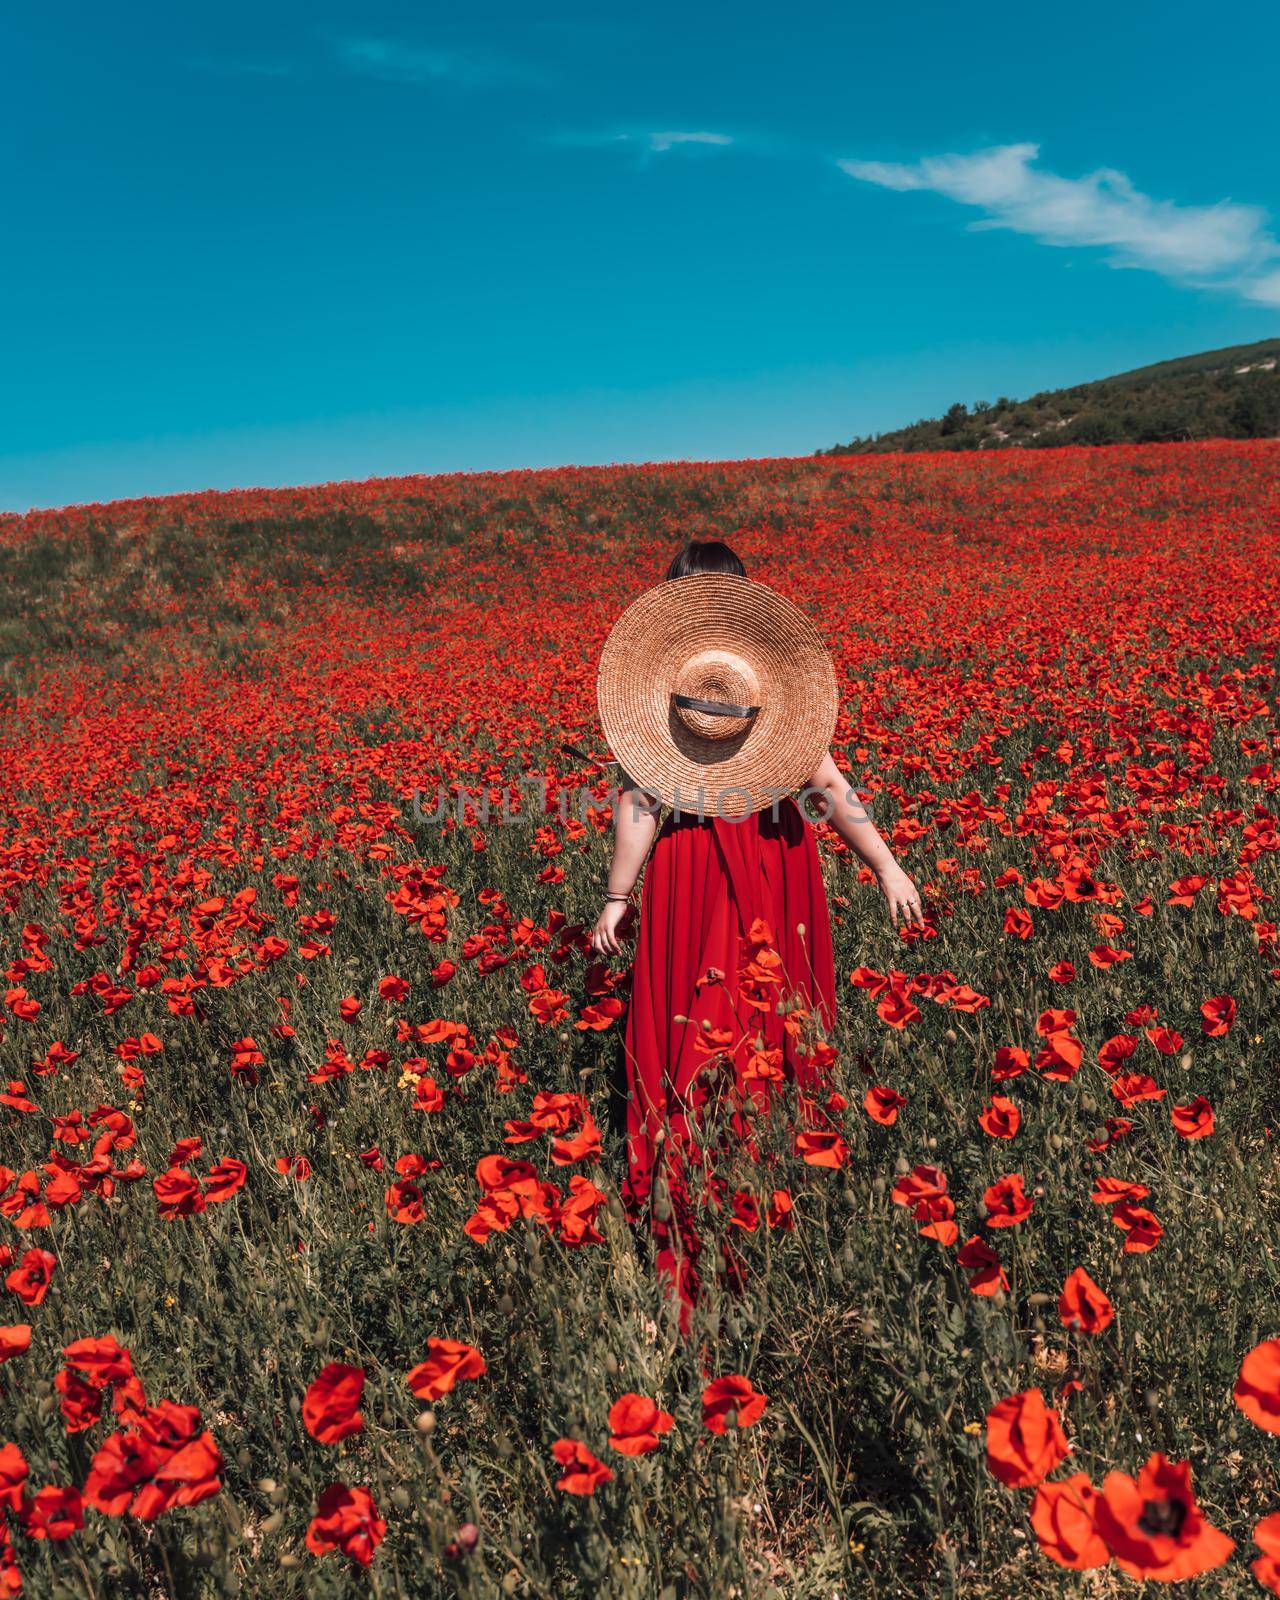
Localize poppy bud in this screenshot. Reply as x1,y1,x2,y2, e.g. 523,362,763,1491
415,1410,436,1434
945,1028,958,1044
260,1512,284,1536
392,1487,411,1511
257,1479,278,1496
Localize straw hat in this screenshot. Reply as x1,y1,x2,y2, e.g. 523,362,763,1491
596,574,837,818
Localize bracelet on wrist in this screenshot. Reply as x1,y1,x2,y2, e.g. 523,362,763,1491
604,891,633,903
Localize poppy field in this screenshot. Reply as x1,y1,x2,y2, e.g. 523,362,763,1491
1,440,1279,1597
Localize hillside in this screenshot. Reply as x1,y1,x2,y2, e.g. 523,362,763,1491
823,337,1280,454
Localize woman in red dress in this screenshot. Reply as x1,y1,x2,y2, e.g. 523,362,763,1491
591,540,923,1316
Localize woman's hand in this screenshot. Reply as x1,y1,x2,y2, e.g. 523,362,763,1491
875,863,925,930
590,900,635,957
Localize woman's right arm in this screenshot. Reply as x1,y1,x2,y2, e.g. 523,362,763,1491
590,780,660,956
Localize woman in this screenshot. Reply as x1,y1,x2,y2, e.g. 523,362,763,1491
592,539,922,1314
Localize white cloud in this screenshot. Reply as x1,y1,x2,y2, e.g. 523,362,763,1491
332,35,547,89
647,131,733,153
840,142,1280,307
553,128,734,157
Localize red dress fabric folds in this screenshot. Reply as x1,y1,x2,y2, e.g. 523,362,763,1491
622,798,837,1258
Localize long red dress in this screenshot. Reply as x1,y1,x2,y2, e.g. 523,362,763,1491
622,796,837,1315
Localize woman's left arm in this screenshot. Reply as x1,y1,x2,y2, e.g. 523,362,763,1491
805,752,925,930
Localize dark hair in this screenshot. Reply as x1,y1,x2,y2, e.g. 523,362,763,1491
666,539,746,580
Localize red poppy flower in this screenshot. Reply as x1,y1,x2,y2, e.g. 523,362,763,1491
56,1366,103,1432
203,1157,247,1202
1234,1338,1280,1433
0,1325,30,1364
983,1173,1033,1228
0,1443,28,1512
864,1085,906,1126
306,1483,386,1567
1036,1028,1083,1080
1058,1267,1114,1334
1029,1472,1109,1570
1109,1072,1165,1107
955,1236,1008,1297
385,1178,425,1224
551,1438,614,1495
1094,1453,1233,1581
1090,1176,1148,1206
1097,1034,1138,1074
377,975,410,1002
1199,994,1235,1036
766,1189,794,1231
5,1249,56,1306
891,1165,948,1208
985,1389,1069,1487
405,1338,486,1402
1253,1511,1280,1596
62,1334,137,1389
83,1400,223,1519
19,1484,83,1540
1170,1095,1214,1139
303,1363,366,1444
978,1096,1021,1139
606,1393,675,1456
702,1374,767,1434
992,1046,1030,1081
794,1130,848,1168
1110,1202,1163,1253
913,1194,959,1246
153,1166,206,1219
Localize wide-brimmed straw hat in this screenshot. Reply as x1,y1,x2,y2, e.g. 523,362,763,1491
596,574,837,818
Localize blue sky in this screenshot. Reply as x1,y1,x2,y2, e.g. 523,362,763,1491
4,0,1279,510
